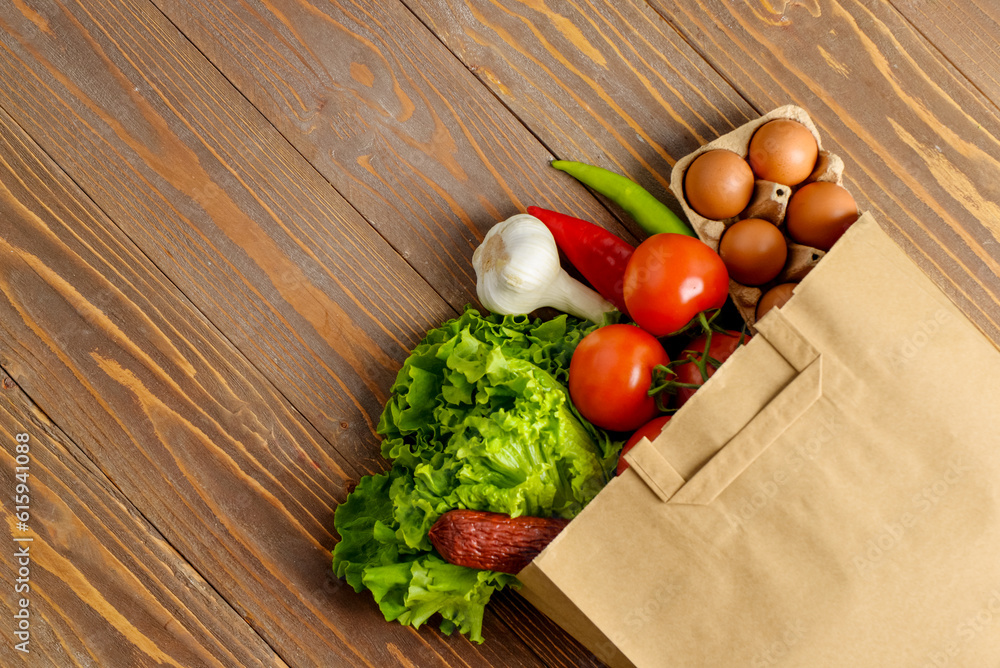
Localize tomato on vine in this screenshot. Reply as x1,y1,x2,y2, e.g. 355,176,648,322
569,324,668,432
623,234,729,337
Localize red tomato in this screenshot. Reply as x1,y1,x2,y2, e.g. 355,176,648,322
623,234,729,337
673,330,749,408
617,415,672,475
569,325,669,432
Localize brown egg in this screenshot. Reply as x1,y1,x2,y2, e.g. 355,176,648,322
684,149,755,220
718,218,788,286
785,182,859,251
756,283,797,321
748,119,818,186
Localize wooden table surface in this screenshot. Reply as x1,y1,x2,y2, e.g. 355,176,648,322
2,1,999,666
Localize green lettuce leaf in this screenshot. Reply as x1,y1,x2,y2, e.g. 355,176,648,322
332,309,619,642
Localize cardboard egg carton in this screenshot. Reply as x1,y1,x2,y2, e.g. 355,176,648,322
669,105,847,326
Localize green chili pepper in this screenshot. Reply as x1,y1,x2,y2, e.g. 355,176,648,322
551,160,695,238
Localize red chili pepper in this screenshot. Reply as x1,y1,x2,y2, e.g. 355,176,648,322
527,206,634,316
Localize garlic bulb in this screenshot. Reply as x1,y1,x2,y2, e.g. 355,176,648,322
472,213,616,323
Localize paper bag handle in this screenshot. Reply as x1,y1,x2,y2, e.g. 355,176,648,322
625,310,823,504
754,308,818,372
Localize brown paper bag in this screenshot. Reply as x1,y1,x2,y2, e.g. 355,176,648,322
518,213,1000,667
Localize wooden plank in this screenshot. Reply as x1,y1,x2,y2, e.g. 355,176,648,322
140,0,628,659
148,0,637,276
0,0,612,661
0,106,539,666
645,0,1000,344
0,369,286,667
403,0,756,229
890,0,1000,106
0,0,452,472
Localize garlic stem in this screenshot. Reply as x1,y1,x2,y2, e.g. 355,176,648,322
544,268,617,323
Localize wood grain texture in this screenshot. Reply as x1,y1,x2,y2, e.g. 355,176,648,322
0,105,539,666
0,0,451,473
403,0,756,235
149,0,636,293
53,0,623,661
648,0,1000,345
6,0,999,666
0,369,286,667
490,590,604,668
890,0,1000,106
